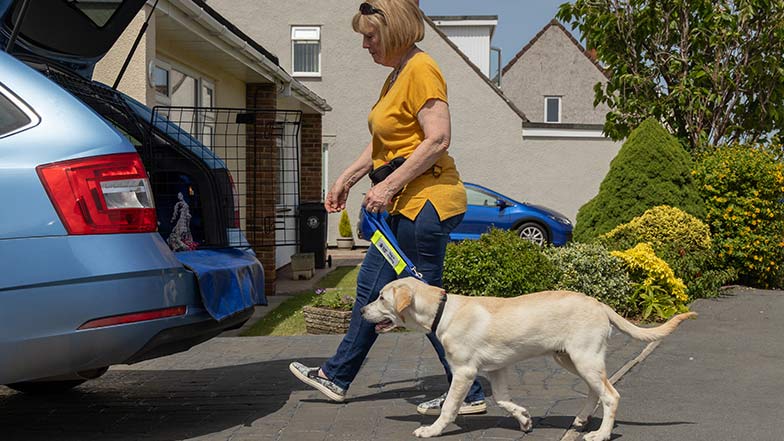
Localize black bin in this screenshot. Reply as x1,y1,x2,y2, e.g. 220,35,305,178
298,202,328,269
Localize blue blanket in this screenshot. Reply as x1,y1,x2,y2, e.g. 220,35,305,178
175,249,267,321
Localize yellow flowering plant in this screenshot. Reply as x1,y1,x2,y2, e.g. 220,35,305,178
611,243,689,320
600,205,736,299
693,144,784,288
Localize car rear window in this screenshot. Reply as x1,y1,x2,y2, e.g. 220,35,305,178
0,92,31,137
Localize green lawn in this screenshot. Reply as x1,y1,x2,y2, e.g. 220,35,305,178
241,266,360,336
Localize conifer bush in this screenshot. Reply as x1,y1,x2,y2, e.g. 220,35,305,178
573,118,705,242
693,145,784,288
443,229,558,297
338,210,353,238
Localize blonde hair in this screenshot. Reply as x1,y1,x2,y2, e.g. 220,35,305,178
352,0,425,59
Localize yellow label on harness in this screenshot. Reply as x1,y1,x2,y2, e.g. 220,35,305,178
370,230,407,275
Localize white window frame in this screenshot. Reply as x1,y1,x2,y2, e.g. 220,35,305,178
201,79,216,148
151,59,173,106
544,96,562,123
150,58,216,147
291,26,322,78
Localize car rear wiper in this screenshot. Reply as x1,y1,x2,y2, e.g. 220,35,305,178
4,0,32,53
112,0,160,89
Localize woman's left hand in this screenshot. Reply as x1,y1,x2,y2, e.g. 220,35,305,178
363,182,396,213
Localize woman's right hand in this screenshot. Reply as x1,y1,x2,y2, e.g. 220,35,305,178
325,181,349,213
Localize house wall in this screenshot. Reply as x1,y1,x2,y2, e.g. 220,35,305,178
154,38,247,109
502,25,610,125
93,5,155,104
210,0,530,242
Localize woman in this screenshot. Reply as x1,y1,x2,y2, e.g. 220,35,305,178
290,0,485,416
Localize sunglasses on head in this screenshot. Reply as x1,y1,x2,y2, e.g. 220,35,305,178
359,2,385,17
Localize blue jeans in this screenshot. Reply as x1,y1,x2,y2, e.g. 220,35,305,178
321,201,484,402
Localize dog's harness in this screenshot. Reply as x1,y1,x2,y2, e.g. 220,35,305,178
430,290,448,333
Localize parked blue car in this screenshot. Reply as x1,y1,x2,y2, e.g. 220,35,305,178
357,182,572,246
451,183,573,246
0,0,264,393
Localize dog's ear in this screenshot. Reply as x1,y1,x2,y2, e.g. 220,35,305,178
394,285,413,320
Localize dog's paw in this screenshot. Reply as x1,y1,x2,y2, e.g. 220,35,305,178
413,425,442,438
571,416,590,431
512,410,533,432
582,430,610,441
518,417,533,432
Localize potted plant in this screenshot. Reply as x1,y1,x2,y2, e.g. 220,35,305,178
303,288,355,334
336,210,355,249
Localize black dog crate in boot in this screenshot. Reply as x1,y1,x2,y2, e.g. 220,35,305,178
298,202,328,269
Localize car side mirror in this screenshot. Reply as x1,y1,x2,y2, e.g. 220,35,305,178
496,199,508,209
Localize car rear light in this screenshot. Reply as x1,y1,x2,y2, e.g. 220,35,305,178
78,306,187,330
228,172,240,228
37,153,157,234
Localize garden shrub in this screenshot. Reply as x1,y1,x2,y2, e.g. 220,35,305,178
311,288,356,311
443,229,559,297
611,243,690,321
600,205,736,298
573,118,705,242
693,144,784,288
544,243,633,315
339,210,353,238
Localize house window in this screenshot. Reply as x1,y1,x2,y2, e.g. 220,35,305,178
152,60,215,146
152,65,169,97
545,96,561,123
291,26,321,77
201,80,215,148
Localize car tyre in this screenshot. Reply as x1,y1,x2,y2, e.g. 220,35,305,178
517,222,548,246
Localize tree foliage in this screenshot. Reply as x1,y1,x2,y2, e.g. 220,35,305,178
557,0,784,151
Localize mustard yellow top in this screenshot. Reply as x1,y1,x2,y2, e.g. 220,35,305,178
367,52,467,221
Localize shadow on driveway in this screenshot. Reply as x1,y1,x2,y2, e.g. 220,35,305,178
0,358,326,441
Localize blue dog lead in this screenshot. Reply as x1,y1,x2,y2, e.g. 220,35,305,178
359,207,449,333
359,207,424,281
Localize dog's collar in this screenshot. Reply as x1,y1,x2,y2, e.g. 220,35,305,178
430,290,447,333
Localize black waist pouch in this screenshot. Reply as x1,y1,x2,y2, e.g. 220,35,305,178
369,156,406,185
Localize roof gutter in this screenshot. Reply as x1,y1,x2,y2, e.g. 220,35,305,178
160,0,331,113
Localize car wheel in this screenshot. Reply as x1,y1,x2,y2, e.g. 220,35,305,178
517,222,548,246
6,379,87,394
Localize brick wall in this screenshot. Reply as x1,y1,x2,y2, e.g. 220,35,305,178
300,113,323,202
246,83,278,295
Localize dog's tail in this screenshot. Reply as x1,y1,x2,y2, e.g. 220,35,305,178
603,304,697,342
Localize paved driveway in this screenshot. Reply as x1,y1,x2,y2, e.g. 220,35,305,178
4,287,776,441
0,332,646,441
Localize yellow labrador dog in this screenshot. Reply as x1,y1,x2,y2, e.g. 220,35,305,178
361,277,696,440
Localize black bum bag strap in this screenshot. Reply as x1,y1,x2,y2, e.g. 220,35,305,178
369,157,442,185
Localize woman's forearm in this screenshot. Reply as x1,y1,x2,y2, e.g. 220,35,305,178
337,142,374,190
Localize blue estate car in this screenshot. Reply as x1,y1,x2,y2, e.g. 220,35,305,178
0,0,264,393
452,183,573,246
